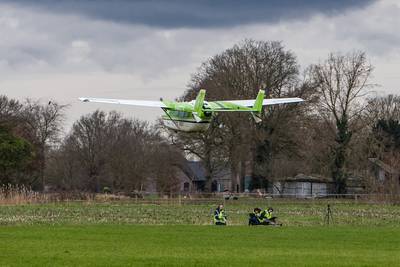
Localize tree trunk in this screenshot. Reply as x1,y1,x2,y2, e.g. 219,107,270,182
204,148,213,192
240,159,246,192
332,116,351,194
39,145,46,191
230,162,237,192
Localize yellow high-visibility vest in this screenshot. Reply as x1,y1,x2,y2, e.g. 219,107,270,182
265,210,273,219
214,209,226,223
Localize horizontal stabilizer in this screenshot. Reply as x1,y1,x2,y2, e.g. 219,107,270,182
219,97,304,107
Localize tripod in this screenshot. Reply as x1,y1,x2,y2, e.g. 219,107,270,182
324,204,333,225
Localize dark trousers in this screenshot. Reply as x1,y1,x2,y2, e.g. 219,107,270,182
215,221,226,226
248,213,261,225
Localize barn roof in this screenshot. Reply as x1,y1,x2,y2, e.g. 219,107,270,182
187,161,207,181
280,173,333,183
368,158,399,175
180,161,230,182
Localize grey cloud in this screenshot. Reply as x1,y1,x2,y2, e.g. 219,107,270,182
9,0,374,28
0,0,399,129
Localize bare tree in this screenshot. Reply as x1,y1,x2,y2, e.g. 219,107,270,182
367,94,400,176
22,100,67,190
46,137,85,191
181,39,305,192
65,110,111,192
0,96,23,127
49,110,184,193
150,141,184,194
310,51,373,193
360,94,400,196
367,94,400,122
104,117,158,192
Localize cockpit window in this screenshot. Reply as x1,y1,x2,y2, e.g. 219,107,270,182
170,111,190,118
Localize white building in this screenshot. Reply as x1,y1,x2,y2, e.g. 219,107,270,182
272,174,333,198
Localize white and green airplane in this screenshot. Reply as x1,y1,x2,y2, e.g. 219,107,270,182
79,89,304,132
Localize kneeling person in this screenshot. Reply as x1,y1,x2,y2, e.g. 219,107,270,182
248,208,262,225
260,207,279,225
214,204,227,225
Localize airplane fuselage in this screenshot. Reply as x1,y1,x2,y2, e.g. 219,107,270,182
161,107,212,132
162,118,210,132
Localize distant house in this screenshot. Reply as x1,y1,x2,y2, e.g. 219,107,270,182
175,167,195,193
271,174,334,198
368,158,400,182
177,161,231,192
366,158,400,195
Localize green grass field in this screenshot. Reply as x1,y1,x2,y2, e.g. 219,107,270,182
1,200,399,266
1,199,400,226
1,225,399,266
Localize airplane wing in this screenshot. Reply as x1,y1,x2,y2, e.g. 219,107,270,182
206,97,304,111
78,97,167,108
219,97,304,107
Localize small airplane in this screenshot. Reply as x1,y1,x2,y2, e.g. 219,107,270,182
79,89,304,132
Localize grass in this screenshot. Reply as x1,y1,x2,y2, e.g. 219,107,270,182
0,200,399,266
1,199,400,226
0,225,399,266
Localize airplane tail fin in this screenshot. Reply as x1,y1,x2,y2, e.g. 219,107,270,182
252,89,265,123
193,89,205,121
253,89,265,113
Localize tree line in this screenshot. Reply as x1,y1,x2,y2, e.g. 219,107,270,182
1,39,399,194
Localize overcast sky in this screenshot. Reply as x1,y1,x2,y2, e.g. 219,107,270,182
0,0,399,131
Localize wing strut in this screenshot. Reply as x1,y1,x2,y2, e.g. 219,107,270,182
161,108,181,130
